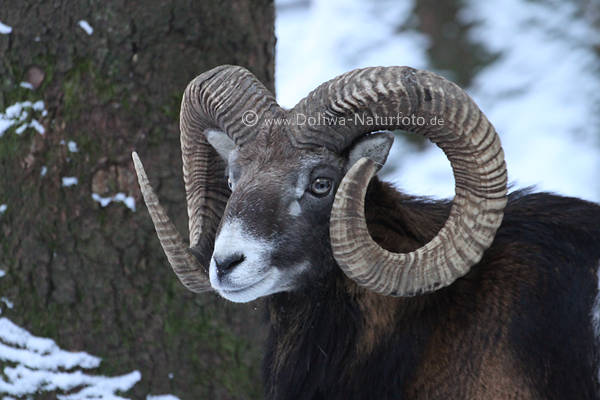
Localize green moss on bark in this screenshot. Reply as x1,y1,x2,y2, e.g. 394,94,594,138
0,1,274,398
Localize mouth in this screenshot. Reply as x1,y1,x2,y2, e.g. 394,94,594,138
215,270,278,303
219,274,269,294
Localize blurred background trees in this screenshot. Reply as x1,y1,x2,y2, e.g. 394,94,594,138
276,0,600,200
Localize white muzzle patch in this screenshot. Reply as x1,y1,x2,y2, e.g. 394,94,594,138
210,218,296,302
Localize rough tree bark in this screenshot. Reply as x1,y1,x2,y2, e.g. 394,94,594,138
0,1,274,398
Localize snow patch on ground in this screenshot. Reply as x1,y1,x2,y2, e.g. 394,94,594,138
0,100,47,137
78,20,94,35
68,140,79,152
0,298,14,310
147,395,181,400
62,177,78,187
29,119,45,134
19,82,33,90
92,193,136,211
0,21,12,34
0,317,141,398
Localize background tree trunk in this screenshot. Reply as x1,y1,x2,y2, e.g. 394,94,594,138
0,1,274,398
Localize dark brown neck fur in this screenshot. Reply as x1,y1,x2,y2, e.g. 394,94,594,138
263,179,449,400
264,179,600,400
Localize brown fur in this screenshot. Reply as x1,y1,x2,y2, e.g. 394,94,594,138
347,280,400,359
263,181,600,399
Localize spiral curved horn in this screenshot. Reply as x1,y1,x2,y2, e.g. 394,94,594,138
134,65,279,292
293,66,507,296
132,152,210,292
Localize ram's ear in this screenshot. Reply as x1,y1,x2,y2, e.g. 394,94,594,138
205,129,235,161
347,131,394,171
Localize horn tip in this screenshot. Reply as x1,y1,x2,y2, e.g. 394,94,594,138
131,151,149,188
131,151,143,173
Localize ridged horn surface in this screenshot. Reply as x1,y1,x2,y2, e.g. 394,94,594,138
181,65,279,269
132,152,211,293
294,66,507,296
133,65,280,292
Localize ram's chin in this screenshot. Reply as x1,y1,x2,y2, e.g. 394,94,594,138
209,266,282,303
209,259,310,302
217,274,279,302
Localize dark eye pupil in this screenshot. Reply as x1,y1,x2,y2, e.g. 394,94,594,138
312,178,331,195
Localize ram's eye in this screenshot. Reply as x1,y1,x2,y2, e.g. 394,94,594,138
227,176,233,190
310,177,332,196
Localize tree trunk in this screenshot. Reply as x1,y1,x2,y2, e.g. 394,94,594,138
0,1,274,398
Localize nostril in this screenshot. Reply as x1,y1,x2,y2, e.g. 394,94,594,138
215,253,245,276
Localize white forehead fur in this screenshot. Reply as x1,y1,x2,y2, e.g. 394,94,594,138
288,173,307,217
288,200,302,217
295,171,307,198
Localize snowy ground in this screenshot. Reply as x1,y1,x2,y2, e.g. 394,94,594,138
1,0,600,398
0,272,179,399
276,0,600,201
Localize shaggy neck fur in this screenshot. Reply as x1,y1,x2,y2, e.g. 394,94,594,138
263,179,600,400
263,179,449,400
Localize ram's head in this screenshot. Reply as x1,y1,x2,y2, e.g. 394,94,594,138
133,65,507,302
